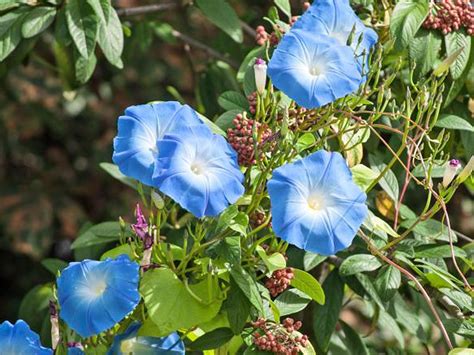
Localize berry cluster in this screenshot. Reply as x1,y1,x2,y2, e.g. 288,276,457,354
227,113,275,166
251,318,308,354
423,0,474,35
247,92,257,115
250,210,267,228
265,267,295,297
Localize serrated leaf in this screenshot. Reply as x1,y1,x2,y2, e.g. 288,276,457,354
408,28,442,77
339,254,382,276
21,7,56,38
195,0,243,43
390,0,429,51
445,30,471,80
66,0,98,58
290,269,325,305
218,91,248,111
435,114,474,132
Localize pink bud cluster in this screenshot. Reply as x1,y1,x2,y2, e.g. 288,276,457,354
423,0,474,35
255,25,281,46
265,267,295,297
251,317,308,354
227,113,275,167
247,92,257,115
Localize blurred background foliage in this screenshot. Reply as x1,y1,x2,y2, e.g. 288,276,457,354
0,0,472,345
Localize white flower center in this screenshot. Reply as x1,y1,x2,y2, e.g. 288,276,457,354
308,63,325,77
191,162,204,175
307,195,325,211
80,278,108,299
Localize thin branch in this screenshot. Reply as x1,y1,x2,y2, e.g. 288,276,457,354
358,230,453,350
116,3,179,17
171,30,239,68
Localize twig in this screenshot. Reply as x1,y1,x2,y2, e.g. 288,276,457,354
115,3,179,17
358,230,453,350
171,30,239,68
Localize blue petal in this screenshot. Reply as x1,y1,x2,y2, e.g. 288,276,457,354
268,150,368,255
0,320,52,354
268,30,362,108
57,256,140,338
112,102,203,186
294,0,378,57
153,125,244,218
108,323,185,355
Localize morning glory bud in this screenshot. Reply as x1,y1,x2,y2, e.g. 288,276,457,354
442,159,461,187
254,58,267,94
457,156,474,184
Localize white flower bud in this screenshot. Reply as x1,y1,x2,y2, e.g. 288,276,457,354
254,58,267,94
442,159,461,187
457,156,474,184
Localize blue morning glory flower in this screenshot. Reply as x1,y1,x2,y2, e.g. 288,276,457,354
153,124,244,218
0,320,52,354
268,30,362,108
108,322,185,354
293,0,378,58
113,102,203,186
267,150,368,255
68,347,84,355
57,255,140,338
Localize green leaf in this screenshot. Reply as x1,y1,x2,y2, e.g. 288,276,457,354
363,210,399,240
290,269,325,305
99,162,138,189
433,47,463,77
303,252,326,271
351,164,378,191
218,91,249,111
229,212,249,236
140,268,223,335
243,64,256,97
18,284,53,332
41,258,67,275
449,349,474,355
296,133,316,152
230,266,265,314
75,50,97,84
390,0,429,51
401,218,455,242
100,243,133,261
444,318,474,339
435,114,474,132
312,270,344,353
408,28,442,77
21,7,57,38
274,288,311,316
237,46,265,82
414,244,467,258
66,0,98,58
215,109,242,131
445,30,471,80
215,236,241,266
353,273,384,308
256,246,286,274
195,0,243,43
374,265,401,302
274,0,291,19
225,279,251,334
71,221,126,249
189,328,234,350
378,310,405,348
96,2,124,68
339,254,382,276
0,9,27,61
369,154,399,202
340,321,370,355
